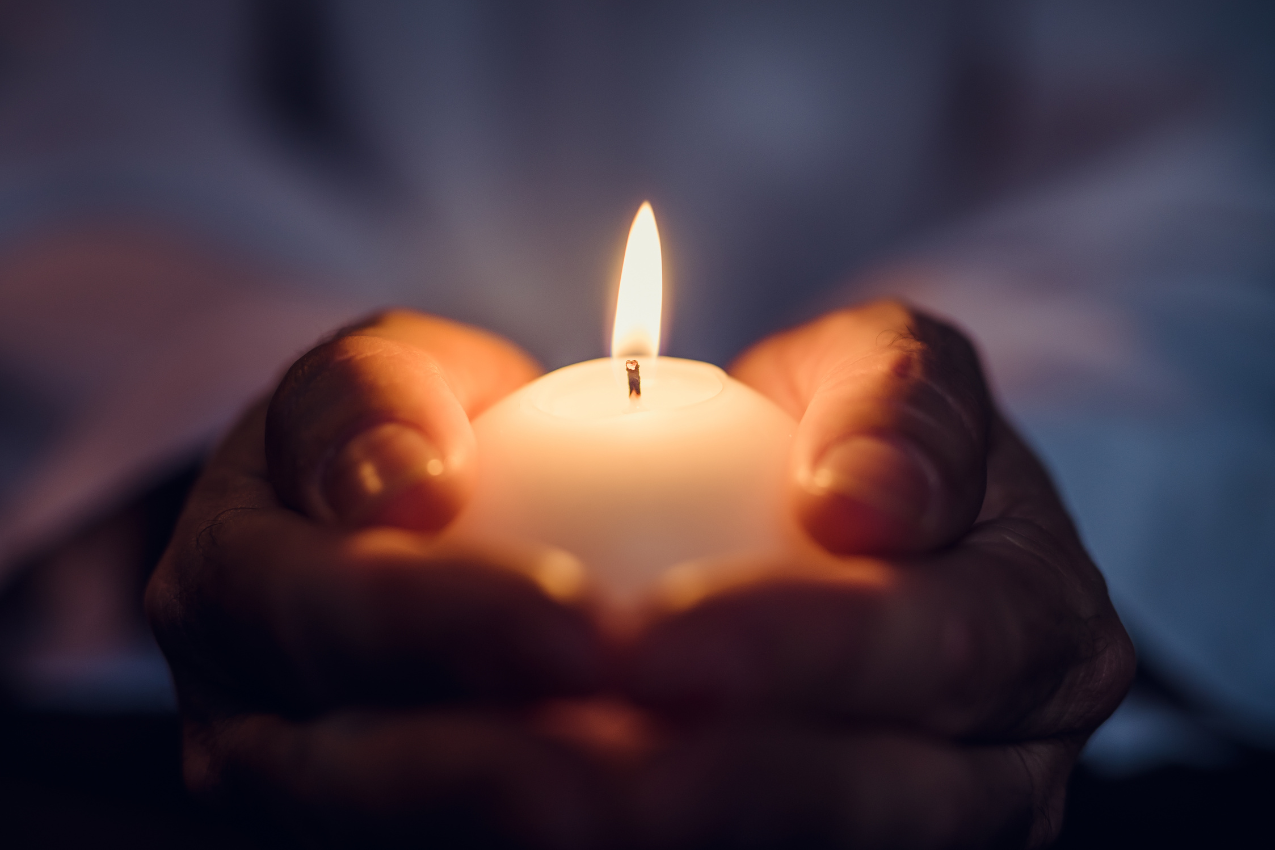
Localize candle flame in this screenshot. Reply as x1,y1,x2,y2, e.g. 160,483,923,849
611,202,662,359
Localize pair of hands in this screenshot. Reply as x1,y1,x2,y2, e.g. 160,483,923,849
146,302,1134,848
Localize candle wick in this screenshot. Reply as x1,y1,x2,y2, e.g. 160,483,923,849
626,359,641,397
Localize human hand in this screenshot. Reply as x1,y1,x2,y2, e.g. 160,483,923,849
622,301,1135,848
149,303,1133,849
146,312,617,848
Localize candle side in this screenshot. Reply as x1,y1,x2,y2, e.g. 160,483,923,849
442,358,802,605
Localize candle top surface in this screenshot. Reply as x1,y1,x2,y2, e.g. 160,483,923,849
527,357,724,419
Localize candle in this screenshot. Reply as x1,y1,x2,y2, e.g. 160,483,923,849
443,203,804,605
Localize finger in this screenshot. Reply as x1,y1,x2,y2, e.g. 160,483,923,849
629,724,1076,850
266,310,540,531
731,300,991,554
147,403,605,714
186,709,617,850
627,418,1135,741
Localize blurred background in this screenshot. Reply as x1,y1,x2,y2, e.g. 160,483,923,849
0,1,1272,846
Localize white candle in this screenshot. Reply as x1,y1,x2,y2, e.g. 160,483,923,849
444,203,803,605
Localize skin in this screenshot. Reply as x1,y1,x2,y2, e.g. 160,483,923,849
146,303,1135,849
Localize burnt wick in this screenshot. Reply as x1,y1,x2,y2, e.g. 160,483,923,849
626,359,641,397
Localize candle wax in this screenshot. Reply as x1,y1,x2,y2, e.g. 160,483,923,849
442,356,802,605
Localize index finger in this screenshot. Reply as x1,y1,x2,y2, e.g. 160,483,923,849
732,301,990,554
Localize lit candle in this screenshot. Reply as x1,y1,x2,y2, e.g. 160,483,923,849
443,203,803,605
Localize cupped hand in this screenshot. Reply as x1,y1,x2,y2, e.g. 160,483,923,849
146,312,616,848
623,301,1135,849
149,303,1134,849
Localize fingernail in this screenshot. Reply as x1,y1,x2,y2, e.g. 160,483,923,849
322,422,445,524
805,435,933,525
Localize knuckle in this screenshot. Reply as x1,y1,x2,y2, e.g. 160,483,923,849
194,506,251,557
323,308,401,341
822,299,984,376
144,549,201,664
267,342,341,431
858,297,920,327
917,317,988,399
181,727,222,802
873,344,927,381
823,338,925,391
267,338,397,454
301,334,379,375
808,300,910,344
274,332,400,410
1081,615,1137,721
371,306,423,328
143,561,177,634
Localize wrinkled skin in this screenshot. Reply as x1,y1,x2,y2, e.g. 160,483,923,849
147,303,1134,848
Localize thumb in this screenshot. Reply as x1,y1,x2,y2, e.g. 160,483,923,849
732,301,991,554
266,310,540,531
